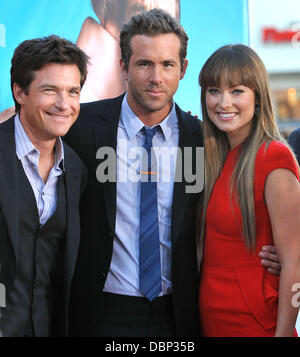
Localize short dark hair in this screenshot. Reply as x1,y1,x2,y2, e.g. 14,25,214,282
11,35,89,113
120,8,188,71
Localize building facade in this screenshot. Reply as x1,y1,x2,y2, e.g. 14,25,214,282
249,0,300,136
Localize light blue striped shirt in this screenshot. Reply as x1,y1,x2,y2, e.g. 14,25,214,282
103,94,179,296
14,115,64,226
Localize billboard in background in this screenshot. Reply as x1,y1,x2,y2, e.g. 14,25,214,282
0,0,249,117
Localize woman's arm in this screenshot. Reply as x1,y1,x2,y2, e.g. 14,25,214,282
265,168,300,337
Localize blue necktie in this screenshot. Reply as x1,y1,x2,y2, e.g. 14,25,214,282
139,126,162,301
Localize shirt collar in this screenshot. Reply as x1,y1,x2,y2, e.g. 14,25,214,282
120,93,177,142
54,137,65,171
158,102,177,142
14,114,65,171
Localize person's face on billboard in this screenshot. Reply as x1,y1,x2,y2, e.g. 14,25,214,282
125,0,179,21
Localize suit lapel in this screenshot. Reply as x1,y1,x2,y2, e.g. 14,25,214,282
171,107,200,247
63,145,82,305
0,118,20,263
93,96,123,233
91,96,201,245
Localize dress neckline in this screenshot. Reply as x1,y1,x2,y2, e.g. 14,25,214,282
228,141,244,156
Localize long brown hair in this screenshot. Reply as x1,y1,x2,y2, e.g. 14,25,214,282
198,44,289,251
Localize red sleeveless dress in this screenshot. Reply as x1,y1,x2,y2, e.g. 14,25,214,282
198,141,299,337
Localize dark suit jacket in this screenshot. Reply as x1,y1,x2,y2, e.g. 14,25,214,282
288,127,300,166
0,117,87,336
65,94,203,337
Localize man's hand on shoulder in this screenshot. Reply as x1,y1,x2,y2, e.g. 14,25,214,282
258,245,281,276
187,110,198,119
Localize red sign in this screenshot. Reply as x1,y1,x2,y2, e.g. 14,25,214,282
263,27,300,43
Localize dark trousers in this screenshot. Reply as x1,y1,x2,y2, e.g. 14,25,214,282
93,293,176,337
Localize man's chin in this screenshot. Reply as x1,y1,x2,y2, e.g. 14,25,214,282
142,100,171,113
52,122,75,136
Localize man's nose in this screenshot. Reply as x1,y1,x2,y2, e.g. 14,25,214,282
55,92,69,110
150,66,163,85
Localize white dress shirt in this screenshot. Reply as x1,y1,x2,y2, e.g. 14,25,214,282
103,94,179,296
14,115,64,225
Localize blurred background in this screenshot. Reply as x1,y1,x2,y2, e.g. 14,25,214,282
1,0,300,136
248,0,300,138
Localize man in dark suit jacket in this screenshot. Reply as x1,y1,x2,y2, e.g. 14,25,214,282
0,35,88,336
66,94,202,337
65,9,201,337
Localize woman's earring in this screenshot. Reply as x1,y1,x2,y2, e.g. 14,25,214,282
254,104,260,117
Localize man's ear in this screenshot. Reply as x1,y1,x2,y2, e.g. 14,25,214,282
120,58,128,81
13,83,26,105
180,59,188,80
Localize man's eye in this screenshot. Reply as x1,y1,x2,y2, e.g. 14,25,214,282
138,62,149,67
44,88,55,93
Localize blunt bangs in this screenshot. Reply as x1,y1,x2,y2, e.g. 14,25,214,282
199,45,258,91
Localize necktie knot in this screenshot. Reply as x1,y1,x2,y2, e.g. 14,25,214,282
142,126,160,149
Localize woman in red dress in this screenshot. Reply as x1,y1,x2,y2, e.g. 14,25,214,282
197,44,300,337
